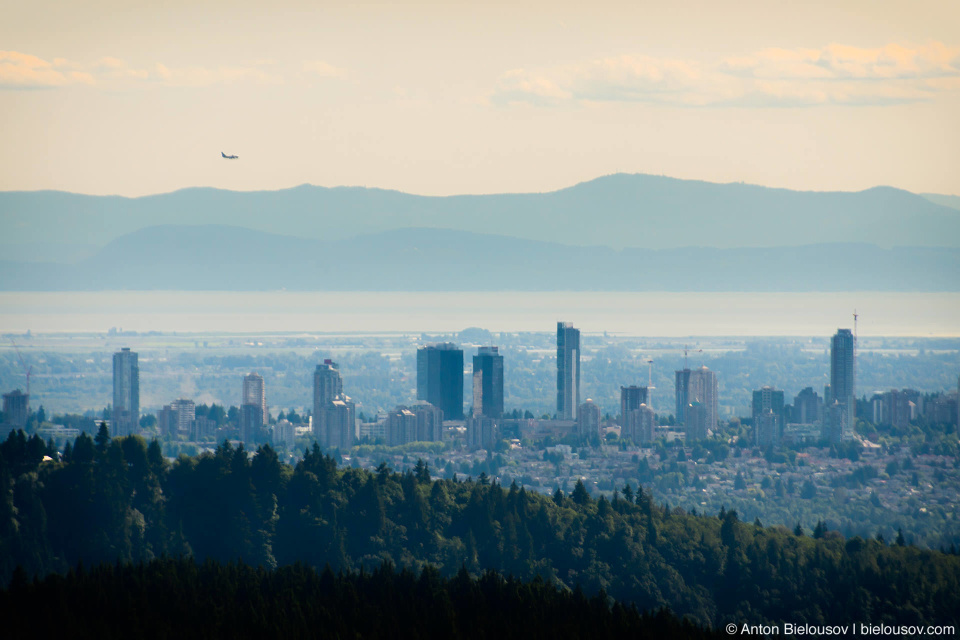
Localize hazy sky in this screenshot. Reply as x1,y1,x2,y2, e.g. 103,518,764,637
2,0,959,197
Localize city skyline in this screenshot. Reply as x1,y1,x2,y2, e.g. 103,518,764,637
7,324,951,428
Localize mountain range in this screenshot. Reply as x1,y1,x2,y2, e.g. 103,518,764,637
1,224,957,291
1,173,957,291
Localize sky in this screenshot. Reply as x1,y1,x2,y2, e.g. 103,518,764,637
1,0,959,197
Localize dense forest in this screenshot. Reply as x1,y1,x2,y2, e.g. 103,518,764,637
2,428,959,628
0,558,721,639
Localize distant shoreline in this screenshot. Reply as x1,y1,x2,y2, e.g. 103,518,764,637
1,290,957,337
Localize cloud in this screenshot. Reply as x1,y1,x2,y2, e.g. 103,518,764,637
0,51,281,90
493,42,960,108
302,60,344,78
0,51,94,88
95,56,150,81
152,62,281,87
727,42,960,81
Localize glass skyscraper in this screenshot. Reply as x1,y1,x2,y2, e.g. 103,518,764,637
556,322,580,421
112,347,139,437
417,343,464,420
472,346,504,419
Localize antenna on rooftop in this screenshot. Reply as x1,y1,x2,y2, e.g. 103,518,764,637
853,309,859,389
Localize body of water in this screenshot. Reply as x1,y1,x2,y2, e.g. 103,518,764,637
0,291,958,336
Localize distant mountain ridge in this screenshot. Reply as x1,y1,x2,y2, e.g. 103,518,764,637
1,173,958,252
1,224,957,291
922,193,960,211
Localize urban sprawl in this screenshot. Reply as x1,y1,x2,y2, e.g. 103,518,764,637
3,322,959,543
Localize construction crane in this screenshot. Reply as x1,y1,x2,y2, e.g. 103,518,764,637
10,338,32,396
682,344,703,370
853,310,858,350
646,358,656,411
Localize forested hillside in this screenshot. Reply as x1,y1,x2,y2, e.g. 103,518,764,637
0,558,721,639
2,429,959,628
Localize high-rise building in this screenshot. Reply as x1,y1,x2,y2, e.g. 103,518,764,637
158,398,195,438
922,392,957,426
384,402,443,446
240,404,264,444
869,389,922,429
752,386,784,419
578,399,601,440
386,408,417,446
676,366,717,437
755,410,780,448
313,360,355,449
412,401,444,442
827,328,855,442
624,404,656,444
157,406,175,437
556,322,580,421
243,372,267,422
823,401,848,443
466,415,497,450
793,387,823,424
752,386,785,447
314,360,343,407
2,389,29,427
273,419,296,450
241,372,267,445
173,398,195,435
113,348,140,437
620,386,649,422
472,347,504,419
319,398,355,449
191,415,216,441
417,343,464,420
675,368,692,426
685,402,709,441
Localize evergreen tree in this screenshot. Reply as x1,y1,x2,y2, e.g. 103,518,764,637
95,422,111,453
553,487,564,507
813,520,826,539
414,458,431,484
571,480,590,506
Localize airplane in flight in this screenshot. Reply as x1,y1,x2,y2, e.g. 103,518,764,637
221,152,239,159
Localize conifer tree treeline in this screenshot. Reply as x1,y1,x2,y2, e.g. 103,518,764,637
1,429,959,628
0,558,723,639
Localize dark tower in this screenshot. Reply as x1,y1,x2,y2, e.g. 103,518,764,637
417,343,464,420
556,322,581,420
472,346,504,419
829,328,855,441
113,347,139,437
